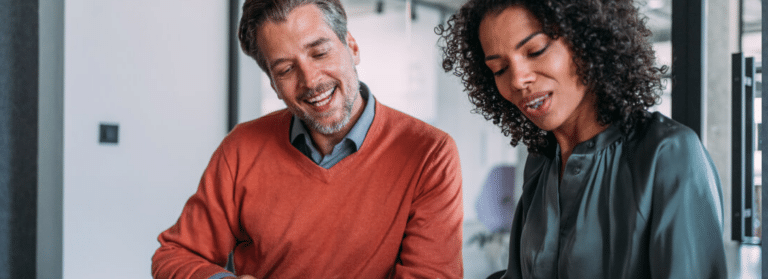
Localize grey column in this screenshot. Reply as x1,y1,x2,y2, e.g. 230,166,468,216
671,0,706,138
706,0,740,276
0,0,39,278
762,0,768,275
38,0,64,277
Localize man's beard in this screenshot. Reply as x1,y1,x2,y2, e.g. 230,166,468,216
292,81,359,135
299,92,356,135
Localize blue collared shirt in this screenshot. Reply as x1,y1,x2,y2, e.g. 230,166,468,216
289,83,375,169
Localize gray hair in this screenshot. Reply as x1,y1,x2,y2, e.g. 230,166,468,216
238,0,349,72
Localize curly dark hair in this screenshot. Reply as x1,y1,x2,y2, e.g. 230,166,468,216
436,0,667,155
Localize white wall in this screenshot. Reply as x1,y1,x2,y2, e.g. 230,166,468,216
63,1,229,278
351,8,437,123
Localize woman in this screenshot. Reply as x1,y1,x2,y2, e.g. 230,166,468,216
438,0,727,278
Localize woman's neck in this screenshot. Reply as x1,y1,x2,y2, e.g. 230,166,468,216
553,114,608,179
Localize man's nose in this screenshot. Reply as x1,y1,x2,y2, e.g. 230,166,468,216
298,61,322,89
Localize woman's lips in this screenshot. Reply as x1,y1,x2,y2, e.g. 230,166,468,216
520,91,552,118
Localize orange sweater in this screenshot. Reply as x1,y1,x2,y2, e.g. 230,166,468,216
152,103,463,279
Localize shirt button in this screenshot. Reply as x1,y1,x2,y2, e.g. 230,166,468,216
573,167,582,175
587,141,595,148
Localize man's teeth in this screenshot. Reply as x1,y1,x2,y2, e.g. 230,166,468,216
527,95,547,110
308,87,335,106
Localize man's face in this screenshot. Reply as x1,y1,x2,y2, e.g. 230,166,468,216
257,4,362,135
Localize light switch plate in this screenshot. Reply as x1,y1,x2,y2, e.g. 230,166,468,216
99,123,119,144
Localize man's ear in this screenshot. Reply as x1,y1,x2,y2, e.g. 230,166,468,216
345,32,360,65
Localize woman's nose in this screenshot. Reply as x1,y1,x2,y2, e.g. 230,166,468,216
511,62,535,90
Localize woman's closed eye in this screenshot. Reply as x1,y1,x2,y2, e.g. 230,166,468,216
493,66,508,77
529,43,549,58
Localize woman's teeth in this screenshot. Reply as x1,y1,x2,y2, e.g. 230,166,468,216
308,87,335,106
527,95,547,110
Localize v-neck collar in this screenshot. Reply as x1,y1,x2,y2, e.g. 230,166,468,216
280,100,385,182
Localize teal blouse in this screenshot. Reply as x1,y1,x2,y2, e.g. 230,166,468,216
501,112,727,278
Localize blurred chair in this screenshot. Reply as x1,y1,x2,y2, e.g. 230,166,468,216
468,165,516,272
475,165,516,232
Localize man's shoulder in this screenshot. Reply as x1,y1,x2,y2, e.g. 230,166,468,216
375,103,451,141
231,109,291,134
222,109,291,146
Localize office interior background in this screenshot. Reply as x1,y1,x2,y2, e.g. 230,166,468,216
0,0,765,277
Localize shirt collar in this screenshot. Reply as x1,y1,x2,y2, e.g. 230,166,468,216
290,82,376,151
568,123,623,155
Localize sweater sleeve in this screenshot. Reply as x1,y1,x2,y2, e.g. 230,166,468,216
152,145,241,279
393,135,464,279
648,130,727,279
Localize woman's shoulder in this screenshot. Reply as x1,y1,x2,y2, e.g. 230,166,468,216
627,112,702,154
625,112,718,186
633,112,697,140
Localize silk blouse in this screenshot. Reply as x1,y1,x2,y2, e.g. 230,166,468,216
501,112,727,279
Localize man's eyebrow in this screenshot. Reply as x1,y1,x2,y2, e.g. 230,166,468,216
268,37,332,70
484,31,545,62
269,58,289,71
306,37,330,49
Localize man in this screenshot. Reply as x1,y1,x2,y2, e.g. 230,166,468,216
151,0,463,278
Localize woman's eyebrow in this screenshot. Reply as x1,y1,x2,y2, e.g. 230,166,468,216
515,31,544,49
485,31,545,62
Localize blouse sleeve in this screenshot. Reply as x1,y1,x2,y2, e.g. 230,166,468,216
648,129,727,278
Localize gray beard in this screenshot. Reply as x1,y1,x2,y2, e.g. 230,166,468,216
295,85,358,135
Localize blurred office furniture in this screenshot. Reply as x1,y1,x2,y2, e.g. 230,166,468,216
468,165,516,272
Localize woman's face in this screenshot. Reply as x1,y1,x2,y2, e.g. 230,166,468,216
479,6,595,133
